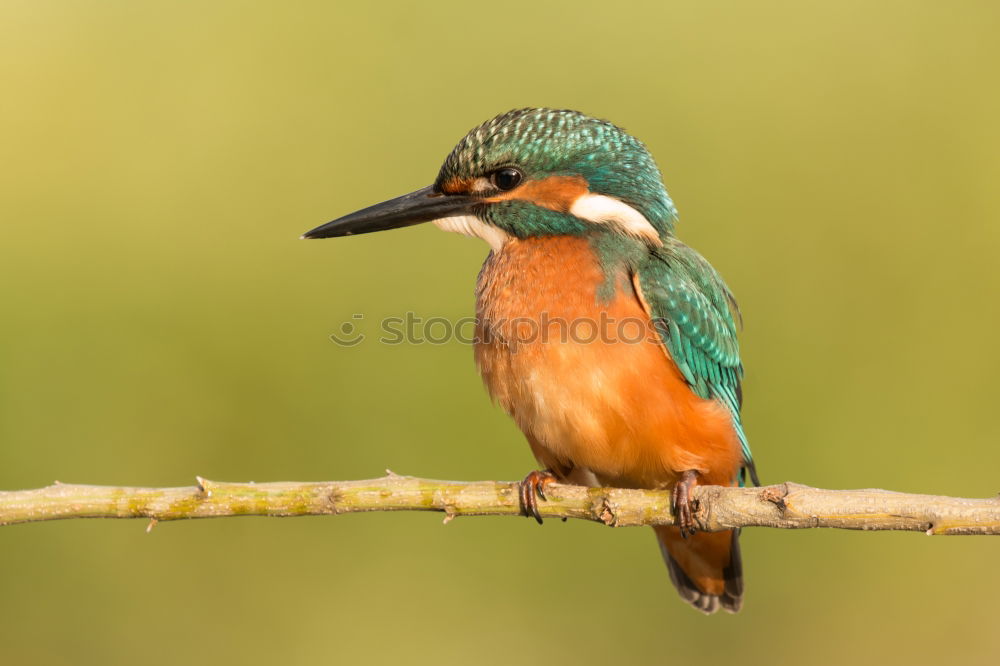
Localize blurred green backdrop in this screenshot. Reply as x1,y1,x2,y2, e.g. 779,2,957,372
2,1,998,664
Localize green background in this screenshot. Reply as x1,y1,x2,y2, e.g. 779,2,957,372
2,2,998,664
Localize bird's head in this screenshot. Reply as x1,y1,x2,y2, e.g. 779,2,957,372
303,108,677,249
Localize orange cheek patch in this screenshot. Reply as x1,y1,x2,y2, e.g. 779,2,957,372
440,177,475,194
486,175,589,212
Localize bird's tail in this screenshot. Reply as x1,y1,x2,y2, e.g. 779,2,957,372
654,526,743,614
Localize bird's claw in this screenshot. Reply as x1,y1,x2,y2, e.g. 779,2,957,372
672,470,699,538
519,470,557,524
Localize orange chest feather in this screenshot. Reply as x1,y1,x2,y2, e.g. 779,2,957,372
474,236,742,489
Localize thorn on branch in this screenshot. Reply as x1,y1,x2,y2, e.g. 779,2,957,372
195,476,212,498
146,518,158,533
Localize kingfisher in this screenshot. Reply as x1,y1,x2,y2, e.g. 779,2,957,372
304,108,759,614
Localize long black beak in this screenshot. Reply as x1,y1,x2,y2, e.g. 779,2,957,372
302,185,478,239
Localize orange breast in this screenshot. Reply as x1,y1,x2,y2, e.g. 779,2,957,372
474,236,742,489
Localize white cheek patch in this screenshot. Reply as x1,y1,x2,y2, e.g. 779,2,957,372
433,215,512,252
569,193,662,246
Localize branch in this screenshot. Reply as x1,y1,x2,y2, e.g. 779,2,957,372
2,475,999,535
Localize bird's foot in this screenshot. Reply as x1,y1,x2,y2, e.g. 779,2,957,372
519,470,557,525
672,470,700,538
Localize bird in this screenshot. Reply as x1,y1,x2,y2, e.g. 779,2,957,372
303,108,759,614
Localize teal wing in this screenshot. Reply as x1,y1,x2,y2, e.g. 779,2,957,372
635,241,759,485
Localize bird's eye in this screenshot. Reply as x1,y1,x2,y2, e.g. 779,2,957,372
490,168,523,191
